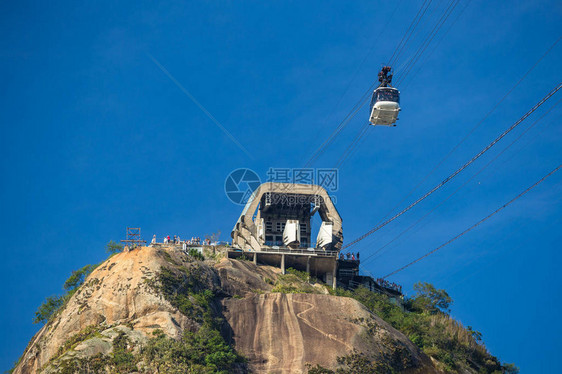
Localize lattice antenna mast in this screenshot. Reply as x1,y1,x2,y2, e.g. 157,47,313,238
121,227,146,248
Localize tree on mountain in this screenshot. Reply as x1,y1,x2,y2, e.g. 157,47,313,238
106,240,123,254
411,282,453,314
34,295,64,324
467,325,483,343
503,363,520,374
35,263,99,324
63,264,96,291
205,230,221,243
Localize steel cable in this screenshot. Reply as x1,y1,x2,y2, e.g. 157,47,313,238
365,37,562,237
394,0,460,85
400,0,472,89
342,82,562,250
305,0,437,168
382,164,561,279
358,98,561,266
335,122,372,169
389,0,433,67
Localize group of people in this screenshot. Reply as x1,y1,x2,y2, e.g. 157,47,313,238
339,252,360,261
150,235,211,246
376,278,401,292
189,237,212,245
161,235,182,244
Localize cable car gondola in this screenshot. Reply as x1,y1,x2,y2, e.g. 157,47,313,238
369,66,400,126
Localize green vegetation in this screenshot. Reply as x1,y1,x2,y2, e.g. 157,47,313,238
34,264,98,324
55,325,102,359
63,264,97,292
160,249,179,265
142,328,241,373
53,329,136,374
33,241,120,325
18,254,108,372
145,258,246,372
57,353,111,374
206,251,224,263
25,244,517,374
307,351,395,374
106,240,123,254
322,284,518,374
111,331,136,372
156,266,215,324
7,356,22,374
237,253,252,261
271,268,321,294
503,363,520,374
410,281,453,313
286,267,310,281
33,241,127,325
39,252,246,373
33,295,65,324
271,284,301,293
188,248,205,261
51,326,242,374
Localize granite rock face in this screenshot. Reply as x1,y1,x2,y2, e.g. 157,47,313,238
14,247,193,373
14,247,439,373
217,257,438,374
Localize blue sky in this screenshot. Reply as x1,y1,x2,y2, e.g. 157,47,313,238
1,1,560,372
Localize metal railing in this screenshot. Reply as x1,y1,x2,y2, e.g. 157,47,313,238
264,241,315,248
256,246,338,257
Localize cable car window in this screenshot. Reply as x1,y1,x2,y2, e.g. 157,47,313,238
370,92,377,108
376,89,400,103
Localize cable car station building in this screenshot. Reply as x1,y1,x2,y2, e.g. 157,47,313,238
229,182,403,297
229,182,343,287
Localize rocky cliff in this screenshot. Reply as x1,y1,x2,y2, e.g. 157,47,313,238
13,246,441,373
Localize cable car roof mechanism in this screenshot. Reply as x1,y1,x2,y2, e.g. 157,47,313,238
369,66,400,127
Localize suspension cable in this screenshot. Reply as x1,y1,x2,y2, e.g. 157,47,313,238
400,0,472,89
315,0,403,143
382,164,561,279
359,98,561,266
335,122,372,169
305,0,437,168
394,0,460,85
304,86,374,168
389,0,434,67
342,82,562,250
329,0,466,172
315,0,468,170
364,37,562,240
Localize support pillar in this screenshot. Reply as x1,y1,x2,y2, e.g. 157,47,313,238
281,254,286,275
332,259,337,289
306,256,311,275
253,252,257,265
